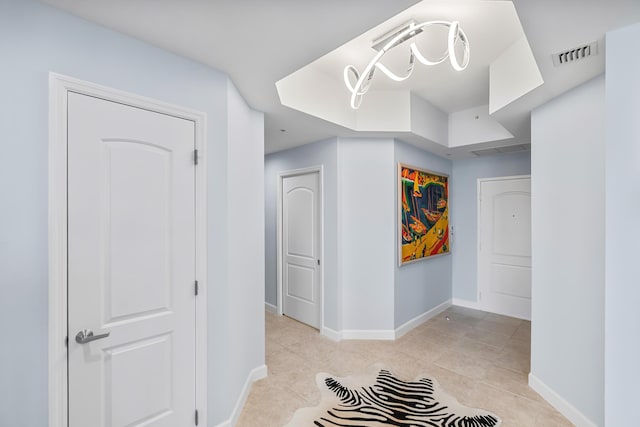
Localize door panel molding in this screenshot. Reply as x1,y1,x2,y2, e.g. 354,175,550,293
276,166,324,330
48,73,208,427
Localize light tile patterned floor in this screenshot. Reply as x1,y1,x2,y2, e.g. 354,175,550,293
236,306,573,427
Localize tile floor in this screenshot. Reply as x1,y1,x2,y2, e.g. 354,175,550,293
236,306,573,427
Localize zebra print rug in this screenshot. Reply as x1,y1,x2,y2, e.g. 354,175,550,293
285,366,501,427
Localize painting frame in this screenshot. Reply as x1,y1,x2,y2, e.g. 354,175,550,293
398,163,450,266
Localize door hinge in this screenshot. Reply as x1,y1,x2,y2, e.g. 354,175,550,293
195,280,199,296
317,259,320,266
195,409,199,426
194,149,199,166
65,336,68,348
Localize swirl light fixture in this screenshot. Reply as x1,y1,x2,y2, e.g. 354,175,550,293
344,20,470,109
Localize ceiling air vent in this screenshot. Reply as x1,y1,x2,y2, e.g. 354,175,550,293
552,41,598,67
471,144,531,157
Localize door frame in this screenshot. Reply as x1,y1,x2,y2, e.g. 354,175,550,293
48,73,208,427
476,174,531,313
276,166,324,329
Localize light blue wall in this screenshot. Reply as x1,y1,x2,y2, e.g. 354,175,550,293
605,22,640,427
393,140,453,327
450,151,531,302
264,139,339,330
265,139,531,333
211,81,265,423
339,138,396,331
266,138,455,332
531,76,605,426
0,1,263,425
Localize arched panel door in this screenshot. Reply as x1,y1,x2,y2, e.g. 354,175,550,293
282,172,321,329
478,177,531,320
67,92,196,427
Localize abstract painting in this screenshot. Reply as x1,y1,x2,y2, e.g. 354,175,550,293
399,164,450,265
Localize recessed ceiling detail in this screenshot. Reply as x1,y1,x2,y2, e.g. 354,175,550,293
276,0,543,151
344,20,470,109
471,144,530,157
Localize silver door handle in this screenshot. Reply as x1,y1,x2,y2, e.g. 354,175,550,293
75,329,110,344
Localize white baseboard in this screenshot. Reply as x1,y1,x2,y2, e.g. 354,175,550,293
214,364,268,427
394,299,452,339
341,329,396,340
452,298,482,310
322,327,395,341
321,326,342,341
452,298,531,321
319,300,452,342
264,302,278,314
528,373,597,427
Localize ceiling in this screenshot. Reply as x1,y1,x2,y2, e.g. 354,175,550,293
292,1,524,113
42,0,640,157
275,0,538,157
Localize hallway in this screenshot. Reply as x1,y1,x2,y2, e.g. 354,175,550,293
237,307,572,426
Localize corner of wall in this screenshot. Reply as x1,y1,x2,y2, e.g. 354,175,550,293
212,75,266,426
604,21,640,427
393,140,453,329
528,374,598,427
212,365,268,427
530,76,604,427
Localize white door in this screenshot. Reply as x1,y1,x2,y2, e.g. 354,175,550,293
67,92,197,427
478,177,532,320
282,172,321,329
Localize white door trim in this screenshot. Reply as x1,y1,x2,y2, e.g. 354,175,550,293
276,166,324,329
48,73,208,427
476,174,531,310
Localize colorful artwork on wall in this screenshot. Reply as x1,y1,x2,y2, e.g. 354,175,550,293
398,164,450,265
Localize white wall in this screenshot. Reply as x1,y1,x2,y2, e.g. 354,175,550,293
210,81,265,423
605,22,640,427
530,76,605,426
339,138,396,331
450,151,531,303
0,2,264,425
264,139,340,330
393,140,452,327
410,94,448,146
448,105,513,147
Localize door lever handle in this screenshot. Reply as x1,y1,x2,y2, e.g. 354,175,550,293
75,329,110,344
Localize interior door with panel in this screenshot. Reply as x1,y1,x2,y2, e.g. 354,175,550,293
478,177,532,320
67,92,196,427
282,171,321,329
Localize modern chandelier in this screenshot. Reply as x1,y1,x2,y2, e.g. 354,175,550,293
344,20,470,109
